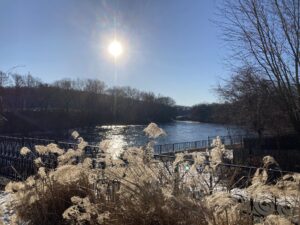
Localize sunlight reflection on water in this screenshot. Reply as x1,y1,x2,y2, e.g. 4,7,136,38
78,121,248,151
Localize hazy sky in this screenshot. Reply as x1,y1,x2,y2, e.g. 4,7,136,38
0,0,230,106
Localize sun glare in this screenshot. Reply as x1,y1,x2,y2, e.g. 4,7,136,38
108,40,123,58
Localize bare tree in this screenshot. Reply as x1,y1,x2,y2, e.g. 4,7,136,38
23,73,42,87
221,0,300,133
84,79,106,94
53,79,73,90
0,71,9,118
217,66,292,136
11,73,25,88
122,86,141,100
156,96,176,106
0,71,9,87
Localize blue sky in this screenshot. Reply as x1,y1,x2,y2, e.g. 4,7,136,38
0,0,230,106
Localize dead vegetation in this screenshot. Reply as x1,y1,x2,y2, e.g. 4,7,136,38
2,124,300,225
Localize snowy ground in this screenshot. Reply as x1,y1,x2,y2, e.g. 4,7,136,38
0,191,13,225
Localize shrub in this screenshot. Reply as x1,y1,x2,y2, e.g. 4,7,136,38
4,125,299,225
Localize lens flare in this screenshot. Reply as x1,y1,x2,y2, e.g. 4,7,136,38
108,40,123,58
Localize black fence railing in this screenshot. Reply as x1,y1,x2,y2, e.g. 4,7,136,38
0,135,100,180
1,133,299,177
0,135,297,222
0,134,253,180
154,135,246,154
234,134,300,172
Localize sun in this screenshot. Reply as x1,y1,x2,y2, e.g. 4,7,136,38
108,40,123,58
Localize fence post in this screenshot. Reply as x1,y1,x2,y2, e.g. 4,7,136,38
240,135,244,147
208,136,210,148
274,196,277,214
22,137,25,147
250,198,254,223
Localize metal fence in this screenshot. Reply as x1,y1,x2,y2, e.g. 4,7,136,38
234,134,300,172
0,134,248,179
154,135,246,154
0,135,298,221
0,135,299,179
0,135,100,180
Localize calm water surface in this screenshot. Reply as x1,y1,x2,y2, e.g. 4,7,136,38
77,121,248,148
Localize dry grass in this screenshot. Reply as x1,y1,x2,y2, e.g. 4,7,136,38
4,126,214,225
108,182,209,225
3,126,300,225
6,169,94,225
0,208,3,225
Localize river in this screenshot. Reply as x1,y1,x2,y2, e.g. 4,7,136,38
76,121,248,148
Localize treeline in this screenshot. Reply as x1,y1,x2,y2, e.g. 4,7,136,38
188,103,233,124
177,103,236,126
185,67,293,137
216,67,292,136
188,67,293,136
188,97,291,137
0,71,176,133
